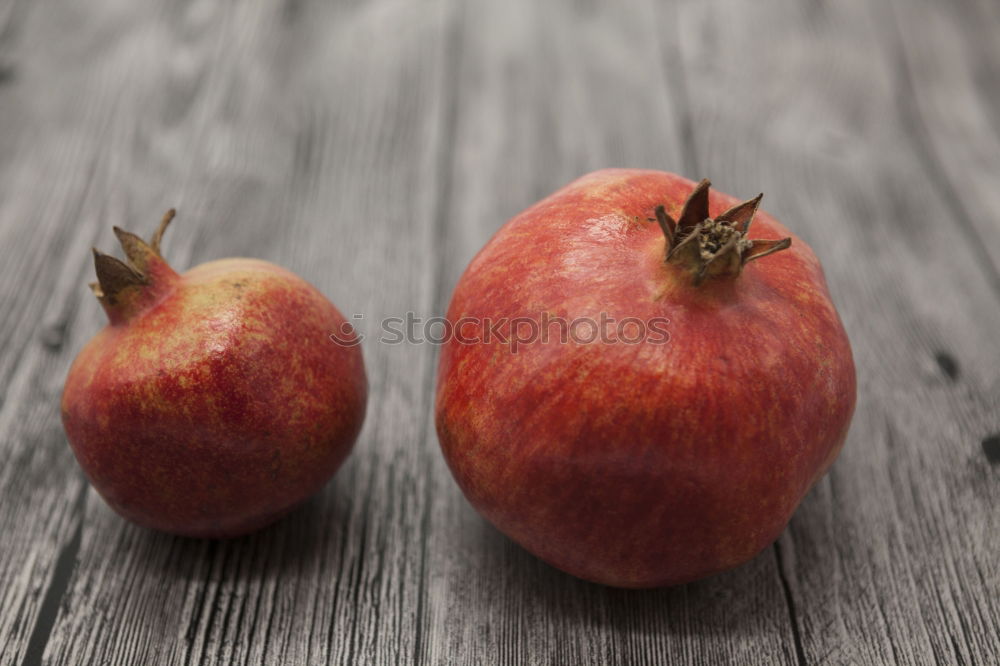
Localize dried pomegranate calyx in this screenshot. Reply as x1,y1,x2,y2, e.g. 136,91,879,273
655,179,791,285
149,208,174,256
91,209,180,323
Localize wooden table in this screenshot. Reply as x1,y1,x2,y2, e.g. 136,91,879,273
1,0,998,663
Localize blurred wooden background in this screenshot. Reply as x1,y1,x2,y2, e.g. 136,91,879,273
1,0,998,663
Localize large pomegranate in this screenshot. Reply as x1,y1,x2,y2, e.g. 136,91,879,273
435,170,856,587
62,210,367,538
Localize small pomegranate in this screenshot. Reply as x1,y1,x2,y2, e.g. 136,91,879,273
435,170,856,588
62,210,366,538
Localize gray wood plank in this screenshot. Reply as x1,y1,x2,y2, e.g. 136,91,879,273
880,0,1000,293
0,0,170,662
661,0,1000,663
0,0,452,664
419,1,801,665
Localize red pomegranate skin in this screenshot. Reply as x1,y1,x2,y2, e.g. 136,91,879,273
63,243,366,538
435,169,856,588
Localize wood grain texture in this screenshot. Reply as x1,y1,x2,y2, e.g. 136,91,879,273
33,0,453,664
880,0,1000,293
657,1,1000,664
0,0,996,664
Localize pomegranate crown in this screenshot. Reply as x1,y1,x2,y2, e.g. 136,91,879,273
654,179,791,285
91,209,179,323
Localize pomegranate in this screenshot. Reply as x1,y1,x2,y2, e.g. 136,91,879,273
62,210,366,538
435,170,856,587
